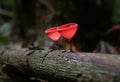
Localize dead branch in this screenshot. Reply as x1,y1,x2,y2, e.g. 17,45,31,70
0,48,120,82
0,8,13,18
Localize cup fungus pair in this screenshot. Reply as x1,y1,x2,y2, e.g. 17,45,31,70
45,23,78,52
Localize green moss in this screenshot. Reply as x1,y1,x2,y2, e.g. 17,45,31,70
0,36,9,45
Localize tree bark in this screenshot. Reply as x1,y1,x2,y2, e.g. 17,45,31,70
0,48,120,82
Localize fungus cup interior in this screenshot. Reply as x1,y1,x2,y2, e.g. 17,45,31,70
58,23,78,40
45,27,61,41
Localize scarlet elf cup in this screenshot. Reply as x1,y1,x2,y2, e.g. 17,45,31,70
45,27,61,42
57,23,78,40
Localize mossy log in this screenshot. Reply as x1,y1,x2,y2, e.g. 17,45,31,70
0,48,120,82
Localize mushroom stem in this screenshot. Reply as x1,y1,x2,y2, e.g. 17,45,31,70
69,40,72,52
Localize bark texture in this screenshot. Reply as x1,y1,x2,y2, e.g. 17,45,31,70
0,48,120,82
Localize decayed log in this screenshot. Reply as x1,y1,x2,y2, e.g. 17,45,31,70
0,48,120,82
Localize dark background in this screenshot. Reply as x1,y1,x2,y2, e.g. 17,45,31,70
0,0,119,52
